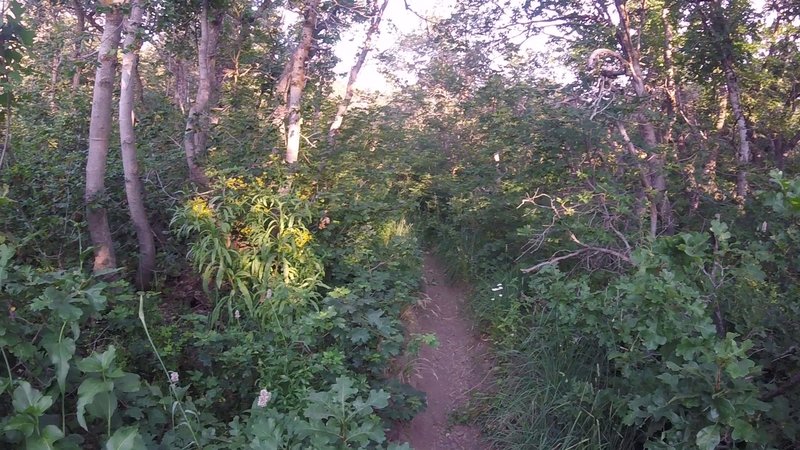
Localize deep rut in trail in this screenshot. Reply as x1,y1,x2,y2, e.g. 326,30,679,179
391,254,492,450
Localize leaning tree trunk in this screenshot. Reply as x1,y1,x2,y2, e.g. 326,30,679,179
327,0,389,147
120,0,155,290
85,8,123,274
183,0,222,185
284,0,319,164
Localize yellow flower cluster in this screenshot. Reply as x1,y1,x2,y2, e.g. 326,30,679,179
285,227,312,249
188,197,213,219
225,177,247,190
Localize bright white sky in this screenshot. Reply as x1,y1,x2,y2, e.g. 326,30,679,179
331,0,456,93
331,0,772,95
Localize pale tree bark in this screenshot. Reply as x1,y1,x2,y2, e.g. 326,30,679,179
615,0,673,234
284,0,320,164
71,0,86,90
49,50,62,112
327,0,389,147
697,1,752,202
183,0,223,185
169,54,190,113
48,7,62,111
120,0,155,290
589,0,673,236
722,56,751,201
85,8,123,274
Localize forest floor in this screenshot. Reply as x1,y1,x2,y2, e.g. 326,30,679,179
391,254,493,449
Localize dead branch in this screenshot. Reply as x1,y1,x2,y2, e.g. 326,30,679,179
521,249,589,273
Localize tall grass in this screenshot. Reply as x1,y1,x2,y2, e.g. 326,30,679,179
479,309,638,449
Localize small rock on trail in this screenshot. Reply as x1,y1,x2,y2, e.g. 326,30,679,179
392,254,492,450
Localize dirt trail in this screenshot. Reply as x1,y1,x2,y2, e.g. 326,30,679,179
392,254,491,450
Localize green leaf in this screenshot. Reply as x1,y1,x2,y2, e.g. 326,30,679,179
105,426,145,450
86,391,118,425
83,284,108,313
77,346,116,374
731,418,758,442
4,413,36,437
76,354,104,373
76,378,113,430
114,373,141,393
41,287,82,321
349,328,371,344
725,358,756,379
44,337,76,392
99,346,117,370
25,437,56,450
25,425,64,450
710,220,731,245
696,425,721,450
12,381,53,415
365,389,390,410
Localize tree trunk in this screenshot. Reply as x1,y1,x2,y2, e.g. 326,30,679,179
120,0,155,290
721,56,751,201
85,8,123,274
170,55,190,113
613,0,673,234
71,0,86,90
183,0,223,185
697,1,753,202
49,51,62,112
704,90,727,197
327,0,389,147
284,0,319,164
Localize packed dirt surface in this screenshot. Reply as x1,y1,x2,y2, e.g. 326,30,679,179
391,254,492,450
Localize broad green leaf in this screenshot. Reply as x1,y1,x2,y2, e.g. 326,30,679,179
84,284,108,313
76,378,113,430
105,426,145,450
4,413,36,436
114,372,141,393
99,346,117,370
696,425,721,450
12,381,53,415
25,425,64,450
25,436,55,450
365,389,390,410
349,328,371,344
76,353,104,373
731,418,758,442
41,287,82,321
725,358,756,379
44,337,76,392
86,391,118,425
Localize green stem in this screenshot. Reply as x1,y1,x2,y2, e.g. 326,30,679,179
1,346,12,386
138,294,200,447
58,321,67,432
101,371,111,437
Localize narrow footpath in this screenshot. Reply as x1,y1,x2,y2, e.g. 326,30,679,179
392,254,492,450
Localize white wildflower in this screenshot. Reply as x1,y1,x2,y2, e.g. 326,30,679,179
257,389,272,408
